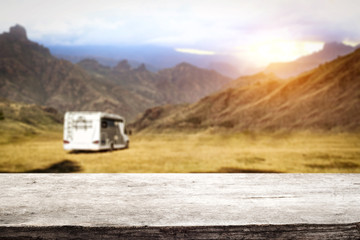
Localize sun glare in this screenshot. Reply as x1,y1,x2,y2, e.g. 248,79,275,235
247,41,324,66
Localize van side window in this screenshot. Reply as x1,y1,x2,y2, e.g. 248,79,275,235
102,119,116,128
108,120,115,127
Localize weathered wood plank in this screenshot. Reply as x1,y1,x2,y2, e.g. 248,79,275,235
1,174,360,239
1,224,360,239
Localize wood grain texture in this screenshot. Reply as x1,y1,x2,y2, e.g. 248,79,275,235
1,224,360,239
1,174,359,239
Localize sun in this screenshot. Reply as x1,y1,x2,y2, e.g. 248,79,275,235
246,40,324,66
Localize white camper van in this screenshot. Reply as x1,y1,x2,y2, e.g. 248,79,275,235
63,111,130,151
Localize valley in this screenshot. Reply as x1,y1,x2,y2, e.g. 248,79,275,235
1,25,360,173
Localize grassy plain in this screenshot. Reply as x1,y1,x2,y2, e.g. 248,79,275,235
0,128,359,173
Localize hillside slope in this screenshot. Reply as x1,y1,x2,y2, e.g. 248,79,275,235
265,42,358,78
0,98,63,143
133,48,360,132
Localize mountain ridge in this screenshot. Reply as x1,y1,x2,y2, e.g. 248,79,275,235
77,58,232,106
132,48,360,132
0,25,154,120
0,25,232,121
264,42,359,78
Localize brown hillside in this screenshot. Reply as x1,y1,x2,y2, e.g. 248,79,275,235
132,48,360,132
223,72,281,89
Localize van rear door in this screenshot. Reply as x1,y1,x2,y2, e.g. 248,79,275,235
72,116,94,144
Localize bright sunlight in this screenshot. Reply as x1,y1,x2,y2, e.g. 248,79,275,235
246,40,324,66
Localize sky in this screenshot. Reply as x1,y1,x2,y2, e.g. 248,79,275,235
1,0,360,66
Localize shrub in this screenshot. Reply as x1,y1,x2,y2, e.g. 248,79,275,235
0,110,4,120
186,117,202,125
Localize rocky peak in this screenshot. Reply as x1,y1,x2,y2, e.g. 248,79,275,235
77,58,111,73
0,24,51,59
78,58,101,68
9,24,27,41
175,62,197,71
158,62,199,77
114,60,131,72
322,42,353,53
136,63,147,71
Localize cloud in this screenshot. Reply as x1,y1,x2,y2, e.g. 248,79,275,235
175,48,215,55
0,0,359,61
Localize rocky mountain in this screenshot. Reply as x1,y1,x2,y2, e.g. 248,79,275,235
0,25,231,121
265,42,359,78
56,54,160,72
49,44,243,77
0,25,153,120
132,48,360,132
77,59,232,106
156,62,232,104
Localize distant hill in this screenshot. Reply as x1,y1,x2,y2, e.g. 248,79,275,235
0,98,62,126
0,25,231,121
207,62,243,78
48,44,244,78
132,48,360,132
0,98,63,143
77,59,232,106
56,54,160,72
156,62,232,104
264,42,359,78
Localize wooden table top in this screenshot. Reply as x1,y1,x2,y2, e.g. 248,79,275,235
1,174,359,239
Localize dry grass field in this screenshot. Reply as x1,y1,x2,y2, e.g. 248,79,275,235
0,129,359,173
